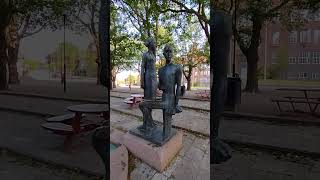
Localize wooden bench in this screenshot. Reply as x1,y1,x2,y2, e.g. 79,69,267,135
41,122,74,135
284,96,320,101
46,114,85,123
271,98,320,114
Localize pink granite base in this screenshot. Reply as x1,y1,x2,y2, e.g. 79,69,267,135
110,128,128,180
123,131,183,172
110,144,128,180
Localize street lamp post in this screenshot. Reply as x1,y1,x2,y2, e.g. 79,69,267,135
63,14,66,92
264,22,268,80
232,0,237,77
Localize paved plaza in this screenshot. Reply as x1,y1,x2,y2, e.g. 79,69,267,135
0,78,320,179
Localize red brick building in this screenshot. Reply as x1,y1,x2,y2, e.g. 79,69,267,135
232,9,320,81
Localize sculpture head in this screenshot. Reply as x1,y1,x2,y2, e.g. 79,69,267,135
144,38,156,52
163,45,173,64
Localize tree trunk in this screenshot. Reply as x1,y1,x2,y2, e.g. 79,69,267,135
243,17,262,93
96,63,101,85
0,31,8,90
95,41,101,85
112,75,116,89
186,77,191,91
244,53,259,93
186,65,193,91
8,42,19,84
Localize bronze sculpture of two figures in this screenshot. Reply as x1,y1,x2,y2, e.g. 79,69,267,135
129,38,183,146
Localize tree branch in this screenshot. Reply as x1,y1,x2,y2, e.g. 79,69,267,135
21,26,44,38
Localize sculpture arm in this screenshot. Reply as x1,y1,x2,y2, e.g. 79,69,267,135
140,54,146,89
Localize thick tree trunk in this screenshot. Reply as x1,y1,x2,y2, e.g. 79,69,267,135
112,75,116,89
186,77,191,91
243,17,262,93
0,32,8,90
8,43,19,84
244,52,259,93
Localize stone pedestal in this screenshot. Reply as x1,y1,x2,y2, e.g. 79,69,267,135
110,128,128,180
123,130,183,172
110,145,128,180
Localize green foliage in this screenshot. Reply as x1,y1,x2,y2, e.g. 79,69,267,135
268,48,289,79
111,4,143,75
47,42,81,75
257,66,265,80
23,59,40,71
125,74,137,84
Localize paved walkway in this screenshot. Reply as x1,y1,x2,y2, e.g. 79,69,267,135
8,78,320,119
0,151,96,180
1,109,319,179
212,147,320,180
1,94,320,156
1,78,320,179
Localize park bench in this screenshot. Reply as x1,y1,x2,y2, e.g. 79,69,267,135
42,104,108,148
46,113,86,124
271,98,320,114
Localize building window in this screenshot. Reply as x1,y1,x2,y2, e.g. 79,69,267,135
271,51,277,64
300,30,312,43
314,30,320,44
312,52,320,64
288,31,297,44
298,52,310,64
288,72,297,80
272,32,280,45
312,73,320,80
314,10,320,21
298,72,308,80
288,57,297,64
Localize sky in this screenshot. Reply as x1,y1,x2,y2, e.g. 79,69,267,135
20,29,92,62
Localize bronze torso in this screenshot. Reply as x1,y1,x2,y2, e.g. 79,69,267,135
141,51,157,100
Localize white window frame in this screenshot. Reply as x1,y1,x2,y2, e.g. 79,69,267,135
288,31,297,44
312,52,320,64
272,32,280,45
314,30,320,44
288,72,297,80
271,51,277,64
300,30,312,43
312,73,320,80
298,52,310,64
288,57,297,64
298,72,308,80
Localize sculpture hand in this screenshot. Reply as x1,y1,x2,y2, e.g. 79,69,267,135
175,105,182,113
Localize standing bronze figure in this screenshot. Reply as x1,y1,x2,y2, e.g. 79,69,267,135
138,38,158,134
158,45,183,139
131,45,182,145
211,9,232,164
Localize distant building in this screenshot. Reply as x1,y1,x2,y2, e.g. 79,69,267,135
231,9,320,81
181,64,210,88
